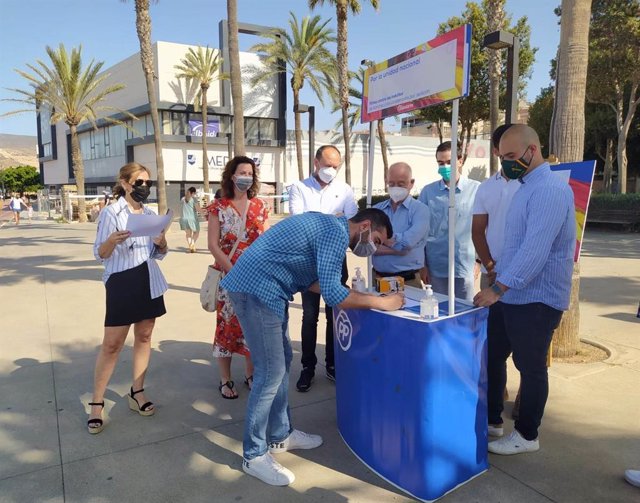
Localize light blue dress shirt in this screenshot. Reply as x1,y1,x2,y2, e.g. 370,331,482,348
418,177,480,279
497,163,576,311
221,213,351,319
372,196,430,273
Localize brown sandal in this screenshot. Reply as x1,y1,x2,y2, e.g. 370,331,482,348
87,401,105,434
244,375,253,390
219,380,239,399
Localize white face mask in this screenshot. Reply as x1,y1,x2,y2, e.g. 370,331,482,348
388,186,409,203
318,166,337,184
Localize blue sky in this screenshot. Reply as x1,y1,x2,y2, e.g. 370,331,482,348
0,0,560,137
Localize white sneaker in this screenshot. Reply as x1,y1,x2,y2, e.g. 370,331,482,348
269,429,323,453
488,429,539,455
242,452,295,486
488,424,504,437
625,469,640,488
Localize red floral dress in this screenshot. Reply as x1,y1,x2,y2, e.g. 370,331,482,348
207,197,269,356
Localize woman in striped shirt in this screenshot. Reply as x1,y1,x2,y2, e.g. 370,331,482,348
87,162,169,434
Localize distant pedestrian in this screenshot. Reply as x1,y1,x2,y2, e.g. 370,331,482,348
9,193,25,225
179,186,201,253
87,162,168,435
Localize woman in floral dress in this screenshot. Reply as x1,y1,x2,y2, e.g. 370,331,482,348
207,156,269,399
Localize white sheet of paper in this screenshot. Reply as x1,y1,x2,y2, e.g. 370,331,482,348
126,209,173,237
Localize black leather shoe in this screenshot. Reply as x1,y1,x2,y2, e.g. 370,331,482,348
296,368,315,392
325,366,335,382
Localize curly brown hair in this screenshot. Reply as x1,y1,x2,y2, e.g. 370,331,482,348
220,156,260,199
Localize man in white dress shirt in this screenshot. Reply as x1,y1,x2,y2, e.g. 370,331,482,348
288,145,358,392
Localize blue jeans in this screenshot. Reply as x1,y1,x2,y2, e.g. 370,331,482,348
228,292,293,460
430,275,475,302
487,302,563,441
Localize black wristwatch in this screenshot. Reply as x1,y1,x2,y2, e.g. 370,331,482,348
490,283,504,297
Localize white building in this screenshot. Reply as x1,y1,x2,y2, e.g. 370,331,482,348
37,23,490,212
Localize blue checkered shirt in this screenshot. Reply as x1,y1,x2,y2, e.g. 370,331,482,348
220,213,351,319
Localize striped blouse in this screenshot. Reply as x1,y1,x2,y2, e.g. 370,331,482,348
93,197,168,299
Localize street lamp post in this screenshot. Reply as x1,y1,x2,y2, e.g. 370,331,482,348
482,30,520,124
294,104,315,177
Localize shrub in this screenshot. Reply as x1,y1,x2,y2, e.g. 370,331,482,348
588,193,640,212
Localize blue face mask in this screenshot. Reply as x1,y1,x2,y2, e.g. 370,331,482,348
438,165,452,183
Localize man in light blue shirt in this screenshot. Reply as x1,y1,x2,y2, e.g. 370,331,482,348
373,162,429,288
418,141,480,301
474,124,575,456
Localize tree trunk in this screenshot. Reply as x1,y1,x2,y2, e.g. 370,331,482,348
549,0,592,357
552,263,581,357
69,124,87,223
551,0,592,162
378,120,389,184
616,80,639,194
336,2,351,184
135,0,166,214
487,0,505,175
293,90,304,180
227,0,245,156
201,84,210,203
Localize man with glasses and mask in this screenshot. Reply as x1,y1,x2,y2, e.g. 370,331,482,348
221,208,404,486
288,145,358,391
372,162,429,288
418,141,480,301
474,124,575,456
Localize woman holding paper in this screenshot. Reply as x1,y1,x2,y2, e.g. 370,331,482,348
207,156,269,399
87,162,168,434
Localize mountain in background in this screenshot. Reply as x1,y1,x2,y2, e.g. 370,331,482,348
0,134,38,169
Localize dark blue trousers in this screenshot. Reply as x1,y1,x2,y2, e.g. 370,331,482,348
487,301,563,441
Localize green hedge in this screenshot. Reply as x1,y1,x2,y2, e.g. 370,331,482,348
589,193,640,212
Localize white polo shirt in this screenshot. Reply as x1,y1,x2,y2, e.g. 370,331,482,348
288,175,358,218
472,171,521,269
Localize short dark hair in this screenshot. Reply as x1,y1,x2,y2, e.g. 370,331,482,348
436,141,463,159
491,124,513,149
315,144,341,161
221,156,260,199
349,208,393,239
187,186,196,194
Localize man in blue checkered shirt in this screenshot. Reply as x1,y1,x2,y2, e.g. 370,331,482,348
221,208,404,486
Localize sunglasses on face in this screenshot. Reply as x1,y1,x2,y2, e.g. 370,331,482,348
130,179,153,187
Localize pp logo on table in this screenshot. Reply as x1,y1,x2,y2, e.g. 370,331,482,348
336,310,353,352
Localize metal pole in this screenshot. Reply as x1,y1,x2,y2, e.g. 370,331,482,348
505,37,520,124
366,119,377,292
309,106,315,177
448,100,459,316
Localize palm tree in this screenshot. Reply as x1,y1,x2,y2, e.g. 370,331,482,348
485,0,506,175
227,0,245,156
549,0,593,357
250,12,337,180
4,44,132,223
175,47,223,203
308,0,380,185
337,68,390,183
132,0,167,214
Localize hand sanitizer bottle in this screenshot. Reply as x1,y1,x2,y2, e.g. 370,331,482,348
420,284,439,320
352,267,366,292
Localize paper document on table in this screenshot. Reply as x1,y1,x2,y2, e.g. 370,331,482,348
126,210,173,237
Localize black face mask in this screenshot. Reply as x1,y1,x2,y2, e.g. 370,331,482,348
130,185,150,203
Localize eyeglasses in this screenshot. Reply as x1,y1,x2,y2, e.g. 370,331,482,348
131,179,153,187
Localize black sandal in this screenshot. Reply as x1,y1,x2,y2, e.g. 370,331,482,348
244,375,253,390
219,380,239,399
128,387,155,416
87,401,105,434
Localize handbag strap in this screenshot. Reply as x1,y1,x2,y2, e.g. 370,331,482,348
224,199,250,260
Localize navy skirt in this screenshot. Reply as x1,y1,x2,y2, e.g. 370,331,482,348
104,261,166,327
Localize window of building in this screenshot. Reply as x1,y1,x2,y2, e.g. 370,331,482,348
244,118,277,142
38,104,54,158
